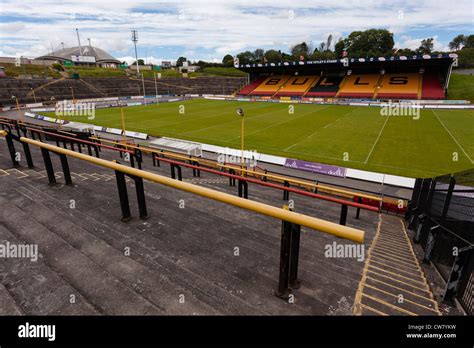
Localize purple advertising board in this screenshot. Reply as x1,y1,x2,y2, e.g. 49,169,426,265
284,158,347,177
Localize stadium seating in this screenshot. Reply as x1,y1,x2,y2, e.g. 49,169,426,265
275,76,318,96
250,75,290,96
305,76,344,97
337,74,380,98
0,77,246,105
237,76,267,95
421,72,445,99
376,73,420,99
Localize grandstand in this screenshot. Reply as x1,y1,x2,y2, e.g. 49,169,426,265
237,54,455,100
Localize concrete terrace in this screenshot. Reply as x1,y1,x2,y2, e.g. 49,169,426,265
0,134,442,315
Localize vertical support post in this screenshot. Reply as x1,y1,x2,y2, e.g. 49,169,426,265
441,176,455,219
77,143,82,153
423,224,439,263
5,133,19,167
355,196,362,219
275,219,292,299
130,153,135,168
443,248,473,303
70,141,75,152
94,145,99,158
238,179,248,199
340,204,348,226
22,142,34,168
176,165,182,181
59,154,73,185
115,171,131,222
152,154,157,167
229,169,235,186
283,181,290,200
41,148,56,185
289,223,301,289
134,176,148,219
170,163,176,179
87,144,92,156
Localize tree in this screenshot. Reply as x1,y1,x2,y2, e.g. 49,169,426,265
291,42,310,59
395,48,417,56
457,48,474,68
264,49,281,63
311,50,336,60
465,35,474,49
334,39,345,57
236,51,254,64
253,49,264,63
131,59,145,66
176,57,188,67
335,29,395,58
449,34,466,51
222,54,234,67
281,52,293,62
418,38,434,55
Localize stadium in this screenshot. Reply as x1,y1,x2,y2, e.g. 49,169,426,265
0,0,473,344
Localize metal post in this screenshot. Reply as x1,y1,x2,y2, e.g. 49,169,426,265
423,224,439,263
176,165,182,181
5,133,19,167
115,171,131,222
41,148,56,185
443,248,473,303
355,196,362,219
441,176,456,219
134,176,148,219
170,163,176,179
238,179,248,199
275,219,292,299
22,142,34,168
289,223,301,289
87,144,92,156
283,181,290,200
340,204,348,226
59,154,73,185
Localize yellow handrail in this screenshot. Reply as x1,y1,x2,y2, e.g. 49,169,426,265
20,137,365,243
0,130,7,137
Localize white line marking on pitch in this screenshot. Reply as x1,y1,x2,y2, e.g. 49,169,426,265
432,109,474,164
364,115,390,164
283,108,355,151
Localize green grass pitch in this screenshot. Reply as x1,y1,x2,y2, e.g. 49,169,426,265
46,98,474,178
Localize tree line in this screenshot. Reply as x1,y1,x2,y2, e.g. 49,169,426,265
221,29,474,69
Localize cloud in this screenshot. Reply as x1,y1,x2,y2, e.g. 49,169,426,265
0,0,472,61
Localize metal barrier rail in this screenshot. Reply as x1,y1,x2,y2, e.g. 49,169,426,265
91,136,392,203
154,154,379,225
20,136,364,243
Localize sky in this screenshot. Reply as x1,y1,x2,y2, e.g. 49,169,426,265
0,0,473,64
